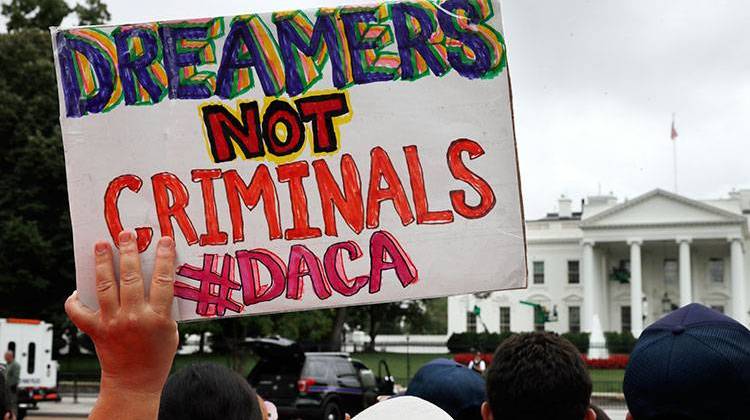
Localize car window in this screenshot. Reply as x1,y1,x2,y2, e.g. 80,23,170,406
302,358,332,379
251,359,301,376
358,369,377,388
333,359,356,376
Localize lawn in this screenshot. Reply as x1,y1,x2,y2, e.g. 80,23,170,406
353,353,625,390
351,352,451,384
589,368,625,393
58,353,626,393
58,353,259,380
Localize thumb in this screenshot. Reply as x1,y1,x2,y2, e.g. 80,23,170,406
65,291,99,336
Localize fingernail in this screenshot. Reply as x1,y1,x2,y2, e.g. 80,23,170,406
158,236,174,250
119,230,134,244
95,242,108,255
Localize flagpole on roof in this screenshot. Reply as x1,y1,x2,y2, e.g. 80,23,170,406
671,113,678,193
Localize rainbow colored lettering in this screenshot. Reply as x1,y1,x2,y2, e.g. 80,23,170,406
55,0,506,118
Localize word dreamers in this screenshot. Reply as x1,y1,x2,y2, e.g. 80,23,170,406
55,0,506,118
103,139,495,253
174,230,417,316
202,92,351,163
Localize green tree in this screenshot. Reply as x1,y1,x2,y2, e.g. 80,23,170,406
345,298,448,350
0,28,73,326
0,0,108,350
73,0,110,26
2,0,70,31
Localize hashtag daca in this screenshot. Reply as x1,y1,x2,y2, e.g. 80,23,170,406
172,230,417,316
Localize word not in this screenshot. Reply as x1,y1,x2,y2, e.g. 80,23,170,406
103,139,495,252
55,0,506,118
174,230,417,316
202,92,350,162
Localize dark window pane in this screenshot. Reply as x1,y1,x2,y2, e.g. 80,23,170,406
499,307,511,333
27,342,36,374
664,259,678,284
533,261,545,284
621,306,631,334
568,260,580,284
568,306,581,333
466,312,477,332
709,259,724,283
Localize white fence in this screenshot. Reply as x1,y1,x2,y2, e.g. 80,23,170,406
343,333,449,354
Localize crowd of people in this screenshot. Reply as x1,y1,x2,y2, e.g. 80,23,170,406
2,231,750,419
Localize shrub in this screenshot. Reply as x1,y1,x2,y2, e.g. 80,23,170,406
604,331,637,354
446,332,515,353
561,332,590,355
582,354,629,369
453,352,493,366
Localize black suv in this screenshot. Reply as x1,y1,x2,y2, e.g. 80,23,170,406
246,337,395,420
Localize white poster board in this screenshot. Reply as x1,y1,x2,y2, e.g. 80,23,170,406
52,0,527,321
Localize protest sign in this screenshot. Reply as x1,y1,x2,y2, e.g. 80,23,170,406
51,0,527,321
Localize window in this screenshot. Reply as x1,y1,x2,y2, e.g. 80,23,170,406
358,369,377,388
302,359,332,379
709,259,724,283
466,312,477,332
333,359,356,376
568,306,581,333
533,261,545,284
27,342,36,374
664,259,678,284
710,305,725,314
621,306,631,333
499,307,511,333
568,260,580,284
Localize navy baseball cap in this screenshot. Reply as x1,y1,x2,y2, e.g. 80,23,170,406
623,303,750,420
405,358,486,420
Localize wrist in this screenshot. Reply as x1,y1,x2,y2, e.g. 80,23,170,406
100,372,166,397
92,376,163,420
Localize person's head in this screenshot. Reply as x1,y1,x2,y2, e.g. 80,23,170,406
353,396,453,420
3,352,12,364
406,358,486,420
482,332,595,420
159,363,269,420
474,352,482,361
0,374,13,420
623,303,750,420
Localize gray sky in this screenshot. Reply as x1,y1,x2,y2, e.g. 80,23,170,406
57,0,750,218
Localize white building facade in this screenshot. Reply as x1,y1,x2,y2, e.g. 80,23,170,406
448,189,750,337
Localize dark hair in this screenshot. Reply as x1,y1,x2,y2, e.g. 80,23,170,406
485,332,592,420
159,363,263,420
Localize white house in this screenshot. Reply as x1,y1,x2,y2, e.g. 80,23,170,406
448,188,750,337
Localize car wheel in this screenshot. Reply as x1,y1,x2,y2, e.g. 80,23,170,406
322,401,343,420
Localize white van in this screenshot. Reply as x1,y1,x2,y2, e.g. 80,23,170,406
0,318,60,405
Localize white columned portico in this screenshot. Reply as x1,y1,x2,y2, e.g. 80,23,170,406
582,240,596,332
677,238,692,306
628,239,643,337
729,237,747,326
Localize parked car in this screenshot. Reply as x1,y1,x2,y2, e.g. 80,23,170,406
246,337,395,420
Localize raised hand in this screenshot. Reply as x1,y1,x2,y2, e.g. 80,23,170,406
65,231,179,419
